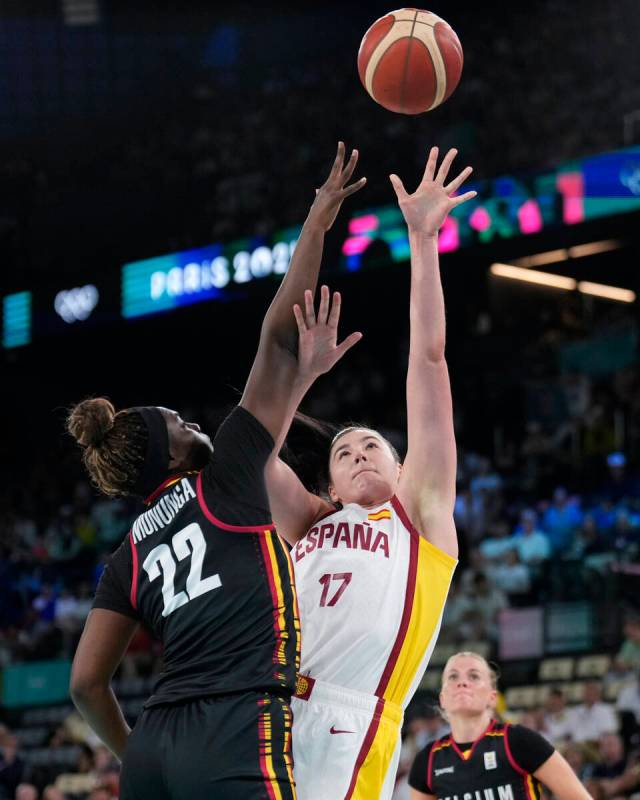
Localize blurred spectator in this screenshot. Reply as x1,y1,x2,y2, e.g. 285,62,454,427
512,509,551,565
543,687,574,745
31,585,56,626
570,681,619,743
489,550,532,603
601,452,640,505
41,788,64,800
591,733,627,780
561,741,596,783
541,487,583,554
0,733,26,800
616,616,640,671
14,785,38,800
478,521,514,564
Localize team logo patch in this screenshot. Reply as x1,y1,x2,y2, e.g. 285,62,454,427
294,674,315,700
484,751,498,770
434,766,454,776
368,508,391,521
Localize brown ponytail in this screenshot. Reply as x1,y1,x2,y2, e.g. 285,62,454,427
67,398,148,497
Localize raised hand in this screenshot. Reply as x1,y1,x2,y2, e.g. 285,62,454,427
307,141,367,232
293,285,362,380
389,147,476,236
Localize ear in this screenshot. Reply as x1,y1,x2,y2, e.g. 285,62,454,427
488,688,498,710
328,484,339,503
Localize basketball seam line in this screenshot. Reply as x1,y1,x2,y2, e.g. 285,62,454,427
399,9,419,114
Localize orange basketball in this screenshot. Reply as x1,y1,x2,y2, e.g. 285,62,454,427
357,8,463,115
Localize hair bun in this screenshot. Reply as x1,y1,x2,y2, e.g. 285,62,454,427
67,398,116,448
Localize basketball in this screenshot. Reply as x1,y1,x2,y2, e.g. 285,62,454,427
357,8,463,115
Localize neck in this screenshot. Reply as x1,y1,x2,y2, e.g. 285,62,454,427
449,713,493,743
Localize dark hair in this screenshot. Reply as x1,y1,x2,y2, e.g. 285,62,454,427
330,425,401,463
67,398,148,497
284,413,401,497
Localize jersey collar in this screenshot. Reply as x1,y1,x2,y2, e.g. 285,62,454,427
450,718,496,761
144,472,197,506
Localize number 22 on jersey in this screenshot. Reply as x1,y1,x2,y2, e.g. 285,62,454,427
143,523,222,617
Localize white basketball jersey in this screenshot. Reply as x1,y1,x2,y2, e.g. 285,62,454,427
291,495,456,709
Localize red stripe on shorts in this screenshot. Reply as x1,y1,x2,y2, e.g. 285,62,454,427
344,697,385,800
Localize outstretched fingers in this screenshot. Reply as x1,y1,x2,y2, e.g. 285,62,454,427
435,148,458,185
343,176,367,197
340,148,359,185
335,331,363,359
329,141,346,179
444,165,473,194
317,285,331,325
389,173,408,200
303,288,316,328
293,303,307,336
450,189,478,207
421,146,439,184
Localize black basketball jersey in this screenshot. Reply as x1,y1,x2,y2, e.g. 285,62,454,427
410,721,553,800
92,406,301,707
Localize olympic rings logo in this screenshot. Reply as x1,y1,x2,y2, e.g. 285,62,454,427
54,285,99,324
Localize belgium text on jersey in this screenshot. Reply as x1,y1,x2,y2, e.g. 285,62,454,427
132,479,196,543
438,785,516,800
293,521,390,562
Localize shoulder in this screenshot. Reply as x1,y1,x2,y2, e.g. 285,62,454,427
391,495,458,569
505,723,555,773
408,739,438,793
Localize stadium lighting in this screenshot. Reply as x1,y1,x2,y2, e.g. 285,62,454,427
577,282,636,303
513,250,569,267
513,240,622,268
490,263,577,290
568,240,622,258
491,264,635,303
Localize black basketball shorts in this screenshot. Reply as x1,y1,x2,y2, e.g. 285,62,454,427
119,691,296,800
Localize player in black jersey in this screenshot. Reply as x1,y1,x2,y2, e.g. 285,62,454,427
66,142,365,800
408,651,593,800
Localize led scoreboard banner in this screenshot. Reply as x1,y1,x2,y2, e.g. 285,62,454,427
3,146,640,348
121,226,301,319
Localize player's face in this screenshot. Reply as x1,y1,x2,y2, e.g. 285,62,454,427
328,429,401,507
440,656,497,719
160,408,213,472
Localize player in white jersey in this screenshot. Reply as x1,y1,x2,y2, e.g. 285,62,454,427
266,146,477,799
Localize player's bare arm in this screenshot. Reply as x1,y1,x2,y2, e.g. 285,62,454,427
391,146,476,558
262,143,366,537
69,609,139,760
534,752,594,800
241,141,365,440
267,286,363,544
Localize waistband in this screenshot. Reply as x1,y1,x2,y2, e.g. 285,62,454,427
294,675,403,726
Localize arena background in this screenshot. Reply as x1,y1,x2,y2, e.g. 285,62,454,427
1,1,640,798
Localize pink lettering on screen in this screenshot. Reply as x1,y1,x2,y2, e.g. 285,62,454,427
518,199,543,233
438,216,460,252
469,206,491,232
342,236,373,256
556,172,585,224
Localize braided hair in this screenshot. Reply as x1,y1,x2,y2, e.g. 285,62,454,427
67,398,148,497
